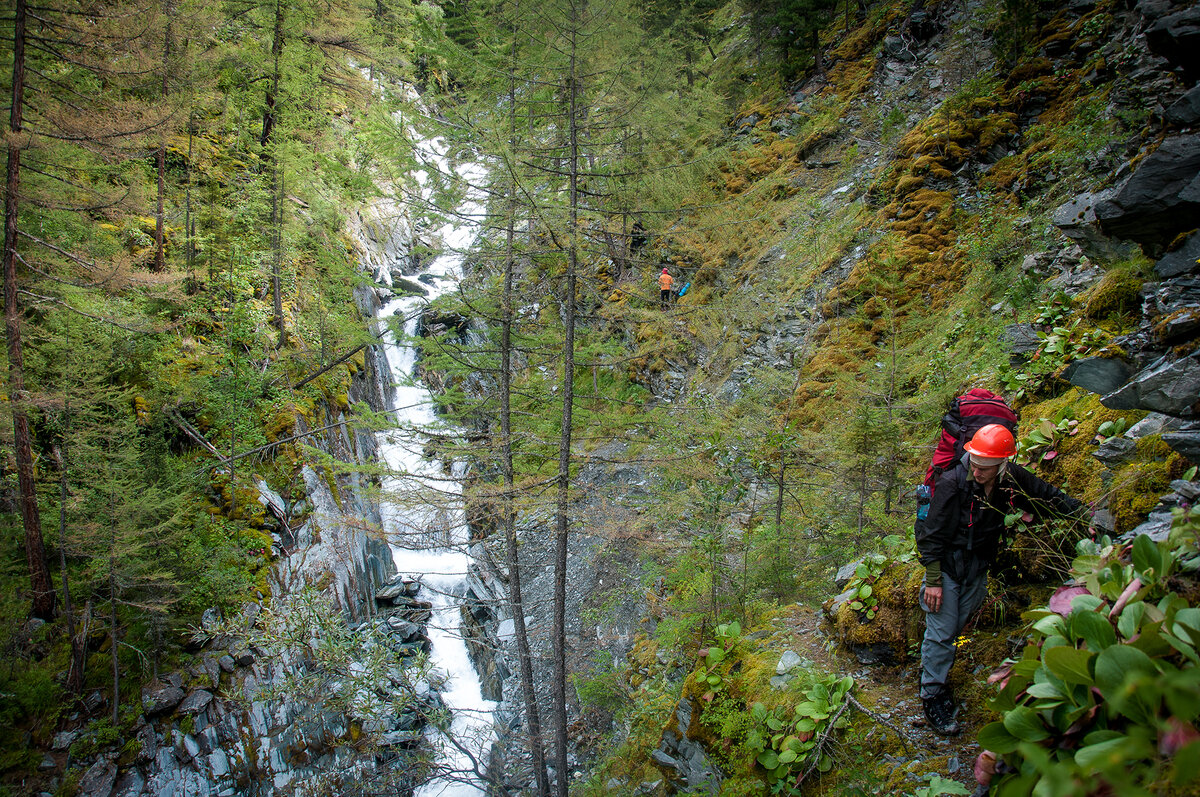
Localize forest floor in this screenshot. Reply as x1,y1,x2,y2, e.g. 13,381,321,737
767,604,989,795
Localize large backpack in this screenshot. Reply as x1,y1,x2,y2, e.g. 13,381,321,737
924,388,1019,488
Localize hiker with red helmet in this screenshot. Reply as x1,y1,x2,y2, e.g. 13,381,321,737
658,267,674,309
917,422,1083,736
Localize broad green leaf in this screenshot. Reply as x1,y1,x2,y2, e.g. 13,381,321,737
1070,594,1105,613
1075,734,1148,769
1003,706,1049,742
793,717,816,733
706,674,721,686
855,563,869,579
1071,610,1117,651
1117,601,1146,639
859,584,873,599
1044,646,1095,686
1032,614,1066,637
757,750,779,769
766,716,783,731
1025,681,1065,702
1132,533,1163,580
1094,645,1155,695
778,748,797,764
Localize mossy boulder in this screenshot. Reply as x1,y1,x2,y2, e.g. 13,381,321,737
826,560,923,664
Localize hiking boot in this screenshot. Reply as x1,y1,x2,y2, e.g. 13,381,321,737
923,695,961,735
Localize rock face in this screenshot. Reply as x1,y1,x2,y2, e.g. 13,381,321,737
80,577,439,797
1094,136,1200,250
1101,354,1200,417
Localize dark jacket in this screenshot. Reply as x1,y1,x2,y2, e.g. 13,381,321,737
917,458,1082,584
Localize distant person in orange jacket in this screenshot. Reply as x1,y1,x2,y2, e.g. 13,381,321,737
659,268,674,309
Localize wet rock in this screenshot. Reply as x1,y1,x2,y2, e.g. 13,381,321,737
1095,136,1200,250
142,683,187,717
1122,509,1176,543
1063,356,1136,396
112,769,145,797
1156,232,1200,278
1165,86,1200,127
1145,5,1200,81
1172,479,1200,502
389,276,429,297
51,731,78,751
1102,355,1200,416
217,654,236,673
1092,436,1136,463
78,757,117,797
178,689,215,715
1052,190,1134,263
1164,430,1200,462
1127,412,1186,439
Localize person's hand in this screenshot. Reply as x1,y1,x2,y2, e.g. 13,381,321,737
924,585,943,613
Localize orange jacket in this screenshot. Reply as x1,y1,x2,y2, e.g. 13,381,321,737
659,272,674,291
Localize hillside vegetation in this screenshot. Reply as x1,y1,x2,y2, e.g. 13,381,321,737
1,0,1198,795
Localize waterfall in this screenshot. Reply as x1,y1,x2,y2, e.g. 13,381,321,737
372,125,496,795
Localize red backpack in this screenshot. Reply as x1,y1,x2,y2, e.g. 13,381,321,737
924,388,1019,487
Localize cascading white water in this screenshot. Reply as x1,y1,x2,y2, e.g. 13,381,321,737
373,127,496,795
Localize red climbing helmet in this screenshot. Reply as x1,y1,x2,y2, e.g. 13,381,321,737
963,423,1016,460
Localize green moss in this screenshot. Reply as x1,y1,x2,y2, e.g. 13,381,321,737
1109,460,1173,531
1084,267,1144,320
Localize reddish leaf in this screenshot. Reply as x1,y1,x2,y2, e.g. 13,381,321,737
1049,585,1093,615
974,751,998,785
1159,718,1200,756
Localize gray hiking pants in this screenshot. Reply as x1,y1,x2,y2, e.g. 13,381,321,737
919,569,988,700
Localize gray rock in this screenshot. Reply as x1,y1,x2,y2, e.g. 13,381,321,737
51,730,79,751
834,558,864,589
1145,5,1200,81
135,723,157,764
1165,86,1200,128
1091,509,1117,534
386,617,420,641
1171,480,1200,502
142,683,187,717
770,675,793,690
1052,190,1135,262
824,585,858,620
1121,509,1176,543
1164,430,1200,462
1093,437,1136,463
78,758,117,797
1001,323,1042,358
178,690,214,715
1095,136,1200,248
1063,356,1136,396
776,650,803,675
112,769,146,797
217,655,236,673
1126,412,1186,439
200,608,222,634
38,754,55,772
1102,355,1200,416
652,749,681,769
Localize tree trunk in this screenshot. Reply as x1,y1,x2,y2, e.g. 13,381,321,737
552,6,582,792
4,0,55,621
264,0,285,345
153,1,173,273
54,440,85,695
503,18,550,794
109,543,120,724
